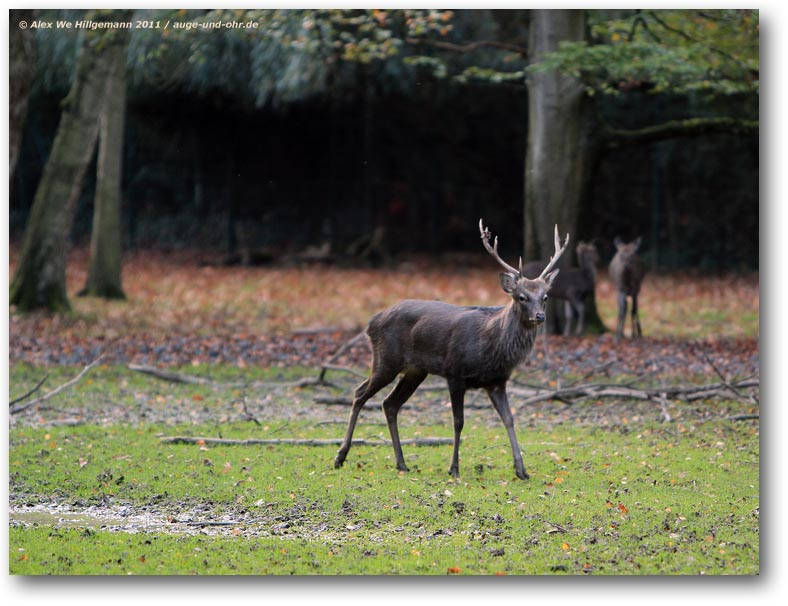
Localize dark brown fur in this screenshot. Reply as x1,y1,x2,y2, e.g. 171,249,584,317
334,222,569,480
609,237,645,338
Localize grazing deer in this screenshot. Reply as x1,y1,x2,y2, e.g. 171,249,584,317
333,220,569,480
609,236,645,339
523,241,600,336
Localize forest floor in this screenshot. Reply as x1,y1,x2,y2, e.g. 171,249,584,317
8,247,761,575
8,246,759,378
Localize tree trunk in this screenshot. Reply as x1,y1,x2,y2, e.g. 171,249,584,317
79,30,129,300
9,9,36,182
10,11,130,312
524,9,607,334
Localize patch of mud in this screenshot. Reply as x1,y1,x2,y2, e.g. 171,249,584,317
8,501,335,539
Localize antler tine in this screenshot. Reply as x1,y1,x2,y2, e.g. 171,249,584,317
537,224,571,280
479,218,520,276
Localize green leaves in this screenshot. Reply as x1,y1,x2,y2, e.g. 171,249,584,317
531,10,758,98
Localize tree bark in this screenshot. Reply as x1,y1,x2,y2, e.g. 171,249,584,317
10,11,131,312
524,10,592,261
524,10,607,334
79,31,129,300
9,9,36,182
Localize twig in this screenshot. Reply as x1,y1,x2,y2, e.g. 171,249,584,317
129,364,326,389
319,330,369,382
160,435,453,447
10,355,104,415
9,373,50,406
694,349,758,405
726,413,759,422
128,364,217,385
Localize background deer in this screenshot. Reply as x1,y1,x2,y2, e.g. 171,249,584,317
523,241,599,336
609,236,645,338
333,220,569,480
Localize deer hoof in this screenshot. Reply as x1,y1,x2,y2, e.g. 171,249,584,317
515,469,530,480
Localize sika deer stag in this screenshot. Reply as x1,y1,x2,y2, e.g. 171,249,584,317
609,236,645,339
333,220,569,480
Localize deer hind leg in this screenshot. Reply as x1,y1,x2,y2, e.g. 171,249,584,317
334,368,398,469
615,292,628,339
631,294,642,338
486,383,529,480
562,300,574,336
574,299,586,336
382,368,428,473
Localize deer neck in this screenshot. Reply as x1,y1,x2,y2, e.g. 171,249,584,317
484,303,537,369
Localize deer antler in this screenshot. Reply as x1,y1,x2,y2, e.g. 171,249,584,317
479,219,521,277
537,225,570,280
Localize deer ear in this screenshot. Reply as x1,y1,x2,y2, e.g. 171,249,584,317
614,236,623,249
543,268,560,288
632,236,642,250
499,272,518,294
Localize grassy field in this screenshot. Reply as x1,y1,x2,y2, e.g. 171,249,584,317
8,251,760,576
8,365,759,575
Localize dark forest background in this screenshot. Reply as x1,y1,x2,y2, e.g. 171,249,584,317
9,9,758,271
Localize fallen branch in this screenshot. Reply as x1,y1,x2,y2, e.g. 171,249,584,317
160,435,453,447
318,330,369,383
128,364,325,389
9,373,49,406
314,377,759,411
507,378,759,409
128,364,216,385
10,355,104,415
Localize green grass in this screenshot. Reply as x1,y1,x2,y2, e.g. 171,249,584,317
9,366,760,575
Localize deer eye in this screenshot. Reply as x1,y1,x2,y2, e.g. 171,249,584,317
518,294,527,303
542,294,548,302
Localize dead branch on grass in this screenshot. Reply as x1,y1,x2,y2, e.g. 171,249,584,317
10,355,104,415
160,435,453,447
318,330,369,382
312,376,759,417
128,364,326,389
507,378,759,409
9,373,50,406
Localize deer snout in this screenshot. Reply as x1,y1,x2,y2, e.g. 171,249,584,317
532,311,545,324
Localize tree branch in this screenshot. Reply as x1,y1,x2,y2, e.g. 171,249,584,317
507,377,759,410
405,37,527,58
10,355,104,415
160,435,453,447
9,373,49,406
128,364,325,389
602,116,758,148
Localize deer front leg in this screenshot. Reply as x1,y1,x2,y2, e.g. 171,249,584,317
447,380,466,478
382,369,427,473
486,383,529,480
615,292,628,339
631,294,642,338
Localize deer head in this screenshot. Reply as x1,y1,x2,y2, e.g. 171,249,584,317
479,219,570,327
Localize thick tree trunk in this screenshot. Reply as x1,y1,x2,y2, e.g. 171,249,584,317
524,9,607,334
10,12,131,312
524,9,591,259
10,9,36,181
79,32,129,299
